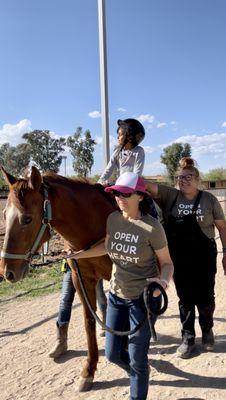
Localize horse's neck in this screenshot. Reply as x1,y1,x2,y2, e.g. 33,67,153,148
49,182,114,250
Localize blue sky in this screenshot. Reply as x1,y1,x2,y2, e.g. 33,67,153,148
1,0,226,176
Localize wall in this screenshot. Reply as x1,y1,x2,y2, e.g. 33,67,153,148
206,188,226,214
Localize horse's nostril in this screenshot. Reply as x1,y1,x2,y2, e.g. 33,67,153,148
6,271,15,282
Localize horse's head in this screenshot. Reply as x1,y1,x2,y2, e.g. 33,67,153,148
0,166,51,283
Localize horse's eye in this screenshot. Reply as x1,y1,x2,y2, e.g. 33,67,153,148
21,215,32,225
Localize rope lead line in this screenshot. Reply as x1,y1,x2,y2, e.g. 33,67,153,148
74,259,168,338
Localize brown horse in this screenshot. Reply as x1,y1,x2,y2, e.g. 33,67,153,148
0,166,116,391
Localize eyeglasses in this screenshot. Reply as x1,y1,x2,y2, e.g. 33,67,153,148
176,174,195,182
112,190,134,198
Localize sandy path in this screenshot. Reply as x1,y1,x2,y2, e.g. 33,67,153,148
0,197,225,400
0,251,225,400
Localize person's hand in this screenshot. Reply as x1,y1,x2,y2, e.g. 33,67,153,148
223,254,226,275
98,180,109,187
61,248,71,254
61,248,74,258
146,277,169,297
62,248,85,261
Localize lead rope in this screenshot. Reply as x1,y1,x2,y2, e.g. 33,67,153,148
73,259,168,338
143,281,168,342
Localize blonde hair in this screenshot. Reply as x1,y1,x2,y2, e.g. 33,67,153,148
178,157,200,178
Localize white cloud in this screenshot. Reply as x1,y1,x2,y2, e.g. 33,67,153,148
95,135,103,145
143,145,155,154
170,121,177,125
156,122,167,129
50,130,64,139
221,121,226,128
88,110,101,118
161,132,226,159
0,119,32,145
116,107,127,112
136,114,155,124
143,161,165,175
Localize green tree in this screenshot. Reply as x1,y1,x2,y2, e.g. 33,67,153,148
0,175,5,188
203,167,226,181
23,130,66,172
161,142,191,184
91,174,101,182
67,127,96,177
0,142,31,176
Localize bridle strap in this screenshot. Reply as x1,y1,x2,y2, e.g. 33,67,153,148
0,251,30,260
0,186,52,261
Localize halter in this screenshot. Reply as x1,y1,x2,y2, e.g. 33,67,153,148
0,186,52,261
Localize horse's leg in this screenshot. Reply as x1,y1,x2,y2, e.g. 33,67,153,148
71,268,99,392
96,278,107,336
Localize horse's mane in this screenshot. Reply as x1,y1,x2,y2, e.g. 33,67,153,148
43,171,91,186
11,171,116,208
43,172,116,207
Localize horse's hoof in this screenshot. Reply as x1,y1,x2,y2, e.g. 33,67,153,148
77,377,94,392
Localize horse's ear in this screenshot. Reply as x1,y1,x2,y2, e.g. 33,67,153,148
28,166,42,191
0,165,18,187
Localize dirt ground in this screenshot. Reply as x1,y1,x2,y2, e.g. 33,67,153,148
0,200,226,400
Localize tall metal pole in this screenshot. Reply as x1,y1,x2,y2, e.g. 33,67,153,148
98,0,110,166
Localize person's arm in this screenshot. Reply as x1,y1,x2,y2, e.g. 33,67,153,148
133,147,145,176
214,219,226,275
144,180,159,198
66,235,109,260
98,150,119,184
147,246,174,296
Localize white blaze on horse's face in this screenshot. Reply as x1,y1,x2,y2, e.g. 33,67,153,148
1,200,30,282
4,202,19,233
3,202,19,249
4,201,31,243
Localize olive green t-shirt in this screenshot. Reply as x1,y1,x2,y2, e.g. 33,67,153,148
157,185,225,239
106,211,167,299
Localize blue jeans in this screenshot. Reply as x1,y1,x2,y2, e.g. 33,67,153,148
105,292,160,400
58,269,75,326
57,268,107,327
